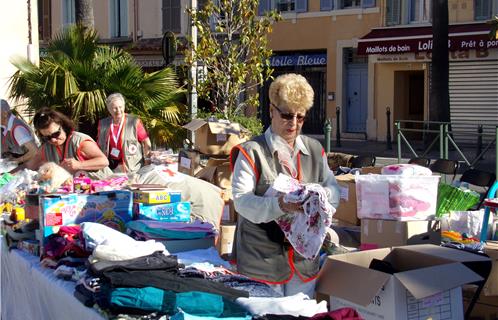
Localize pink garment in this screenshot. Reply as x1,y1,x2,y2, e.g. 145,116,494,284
276,183,334,260
311,308,363,320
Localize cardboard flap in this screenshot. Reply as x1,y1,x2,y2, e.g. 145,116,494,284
397,244,491,263
195,166,218,184
395,262,483,299
182,119,206,131
207,121,241,135
317,259,391,307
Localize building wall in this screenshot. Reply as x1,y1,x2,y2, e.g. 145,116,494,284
0,0,39,110
268,6,382,133
363,0,498,141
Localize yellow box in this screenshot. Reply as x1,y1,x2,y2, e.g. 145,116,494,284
132,189,182,204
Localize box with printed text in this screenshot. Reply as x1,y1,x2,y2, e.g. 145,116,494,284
132,189,182,204
133,201,191,222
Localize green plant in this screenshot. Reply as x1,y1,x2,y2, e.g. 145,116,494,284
185,0,280,119
8,24,186,148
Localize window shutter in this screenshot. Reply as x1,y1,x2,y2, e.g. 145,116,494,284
258,0,271,15
386,0,401,26
320,0,333,11
475,0,492,20
171,0,181,33
110,0,117,36
162,0,171,32
362,0,375,8
296,0,308,12
119,0,128,36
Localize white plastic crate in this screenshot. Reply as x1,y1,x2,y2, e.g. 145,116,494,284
355,174,440,221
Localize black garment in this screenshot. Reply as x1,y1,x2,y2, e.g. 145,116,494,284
102,269,248,301
90,252,248,301
90,251,181,274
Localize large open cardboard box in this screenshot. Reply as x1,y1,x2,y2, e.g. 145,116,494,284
183,119,248,156
317,244,491,320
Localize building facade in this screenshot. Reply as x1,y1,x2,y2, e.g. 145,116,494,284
259,0,382,136
38,0,498,140
1,0,39,104
357,0,498,143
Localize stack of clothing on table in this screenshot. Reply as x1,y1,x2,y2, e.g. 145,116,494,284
72,222,332,319
126,219,217,244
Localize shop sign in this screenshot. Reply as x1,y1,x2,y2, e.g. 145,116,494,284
372,48,498,63
358,23,498,55
134,56,165,68
270,53,327,67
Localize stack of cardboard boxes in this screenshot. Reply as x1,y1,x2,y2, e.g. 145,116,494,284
181,118,248,256
333,167,441,249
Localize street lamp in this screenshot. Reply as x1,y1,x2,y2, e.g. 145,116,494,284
189,0,198,143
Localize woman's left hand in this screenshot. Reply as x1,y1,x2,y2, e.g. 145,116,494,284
60,158,81,172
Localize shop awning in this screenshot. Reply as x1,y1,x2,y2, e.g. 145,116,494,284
358,22,497,55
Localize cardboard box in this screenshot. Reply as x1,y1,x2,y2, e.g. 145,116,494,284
317,244,490,320
483,241,498,296
361,219,440,249
133,202,191,222
132,189,182,204
178,149,202,176
183,118,249,156
217,223,236,255
360,166,383,175
195,157,232,189
334,174,359,226
221,199,237,223
40,191,133,242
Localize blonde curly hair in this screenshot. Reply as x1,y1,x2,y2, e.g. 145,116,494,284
269,73,314,112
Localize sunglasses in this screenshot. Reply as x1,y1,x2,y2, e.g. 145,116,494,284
40,126,62,142
272,104,306,123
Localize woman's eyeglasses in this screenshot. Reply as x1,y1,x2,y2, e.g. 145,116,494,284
272,104,306,123
40,126,62,142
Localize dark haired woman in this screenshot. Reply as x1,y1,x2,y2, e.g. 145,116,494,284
24,107,113,180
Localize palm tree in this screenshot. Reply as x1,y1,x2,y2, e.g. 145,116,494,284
8,24,187,148
75,0,94,30
429,0,450,123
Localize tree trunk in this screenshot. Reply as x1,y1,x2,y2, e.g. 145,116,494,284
429,0,450,123
75,0,95,30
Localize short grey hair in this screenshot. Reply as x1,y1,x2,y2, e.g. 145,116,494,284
1,99,11,113
106,93,126,107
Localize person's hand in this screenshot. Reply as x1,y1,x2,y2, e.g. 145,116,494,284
60,158,81,172
278,195,304,214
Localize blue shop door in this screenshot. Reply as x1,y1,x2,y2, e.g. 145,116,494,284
346,64,368,133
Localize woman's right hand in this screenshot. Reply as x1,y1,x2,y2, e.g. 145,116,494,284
278,195,303,214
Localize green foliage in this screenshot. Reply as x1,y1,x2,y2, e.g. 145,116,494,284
185,0,280,119
490,15,498,40
197,110,263,137
8,24,186,148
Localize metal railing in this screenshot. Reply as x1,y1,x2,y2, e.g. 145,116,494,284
395,120,497,178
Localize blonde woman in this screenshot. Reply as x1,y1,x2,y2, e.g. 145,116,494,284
231,73,340,297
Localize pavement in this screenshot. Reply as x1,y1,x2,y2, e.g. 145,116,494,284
309,135,497,176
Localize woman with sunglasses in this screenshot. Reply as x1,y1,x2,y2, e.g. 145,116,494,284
230,73,340,297
96,93,152,174
24,107,113,180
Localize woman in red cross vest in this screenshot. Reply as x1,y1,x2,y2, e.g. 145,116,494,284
97,93,152,174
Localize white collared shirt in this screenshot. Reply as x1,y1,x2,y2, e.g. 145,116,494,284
232,128,339,224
